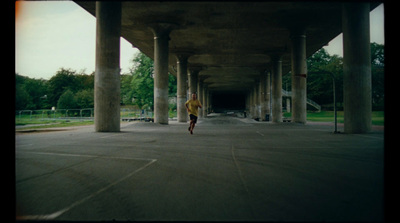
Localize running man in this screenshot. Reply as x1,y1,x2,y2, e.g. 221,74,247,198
185,93,202,135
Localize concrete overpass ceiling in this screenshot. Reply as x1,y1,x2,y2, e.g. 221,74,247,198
76,1,380,91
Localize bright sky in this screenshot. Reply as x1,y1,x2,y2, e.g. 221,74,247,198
15,1,384,80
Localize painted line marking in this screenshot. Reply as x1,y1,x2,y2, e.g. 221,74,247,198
16,152,157,220
231,145,249,194
15,151,155,161
16,144,34,147
354,134,384,140
99,133,121,139
256,131,264,136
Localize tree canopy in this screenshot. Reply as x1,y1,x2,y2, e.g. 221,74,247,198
283,42,384,110
15,43,384,111
15,52,177,111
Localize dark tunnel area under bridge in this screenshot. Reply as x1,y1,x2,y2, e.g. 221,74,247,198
211,92,246,113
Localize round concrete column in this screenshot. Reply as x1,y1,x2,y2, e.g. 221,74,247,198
342,3,371,133
151,25,172,125
266,71,271,118
286,97,291,113
251,87,256,118
94,2,121,132
259,71,268,121
291,30,307,124
271,56,283,123
245,93,250,117
176,54,189,122
198,80,203,118
203,85,208,117
255,80,261,119
188,68,200,95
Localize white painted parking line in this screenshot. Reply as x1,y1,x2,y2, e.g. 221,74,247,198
16,152,157,220
231,145,249,194
256,131,264,136
15,151,155,162
354,134,384,140
99,133,121,139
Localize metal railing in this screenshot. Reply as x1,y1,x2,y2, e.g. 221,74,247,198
16,108,153,122
282,89,321,111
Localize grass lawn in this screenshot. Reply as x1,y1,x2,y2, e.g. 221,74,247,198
15,120,94,130
284,111,384,126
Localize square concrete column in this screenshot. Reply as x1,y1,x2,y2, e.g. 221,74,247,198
176,54,189,122
151,24,172,125
291,29,307,124
271,55,283,123
342,3,372,133
94,2,121,132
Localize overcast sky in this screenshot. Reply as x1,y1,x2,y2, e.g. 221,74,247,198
15,1,384,80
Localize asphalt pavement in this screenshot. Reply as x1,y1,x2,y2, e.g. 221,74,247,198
15,114,384,221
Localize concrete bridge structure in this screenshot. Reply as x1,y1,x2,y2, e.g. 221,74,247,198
75,1,380,133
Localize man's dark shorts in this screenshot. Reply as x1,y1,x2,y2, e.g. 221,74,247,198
189,114,198,124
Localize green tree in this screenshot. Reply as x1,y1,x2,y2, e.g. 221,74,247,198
75,89,94,108
307,48,344,109
47,68,78,106
47,68,95,108
127,52,155,110
15,74,50,110
370,42,384,110
15,83,31,110
303,42,383,110
120,74,133,105
57,89,77,109
122,52,179,110
168,73,177,96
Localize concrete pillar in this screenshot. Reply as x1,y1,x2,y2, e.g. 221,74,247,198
188,67,199,95
245,93,250,117
151,24,172,125
255,80,261,119
342,3,372,133
248,90,252,117
286,97,291,113
208,90,211,113
198,80,203,117
259,70,268,121
208,89,210,114
202,85,207,117
271,56,283,123
94,2,121,132
176,54,189,122
291,29,307,124
251,87,256,118
266,71,271,119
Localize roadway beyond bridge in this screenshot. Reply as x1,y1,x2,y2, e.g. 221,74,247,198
16,114,384,221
